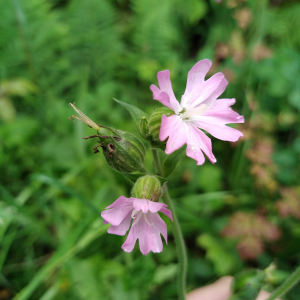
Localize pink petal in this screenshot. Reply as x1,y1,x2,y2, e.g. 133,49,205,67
123,216,153,255
136,214,164,255
210,98,236,111
186,143,205,165
147,201,168,213
101,196,133,226
198,78,228,109
200,110,245,125
132,198,167,214
199,123,243,142
160,207,173,221
148,212,168,244
181,59,212,107
121,225,138,253
159,114,187,154
105,196,130,209
150,71,180,113
150,85,174,111
188,73,225,108
132,199,149,213
122,211,168,255
107,213,132,236
186,125,216,164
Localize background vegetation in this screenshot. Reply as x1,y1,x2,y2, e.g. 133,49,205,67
0,0,300,299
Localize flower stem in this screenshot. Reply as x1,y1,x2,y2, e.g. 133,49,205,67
151,148,187,300
266,265,300,300
151,148,162,175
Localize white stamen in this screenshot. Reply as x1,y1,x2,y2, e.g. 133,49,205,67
144,213,154,226
132,211,142,227
131,209,138,219
180,104,209,120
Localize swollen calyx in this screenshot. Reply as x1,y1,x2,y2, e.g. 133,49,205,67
69,103,145,173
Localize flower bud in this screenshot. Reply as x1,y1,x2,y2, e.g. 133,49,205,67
148,107,174,147
69,103,145,173
139,116,150,140
97,128,145,173
132,175,162,202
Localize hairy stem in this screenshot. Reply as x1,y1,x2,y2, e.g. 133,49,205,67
266,265,300,300
151,148,187,300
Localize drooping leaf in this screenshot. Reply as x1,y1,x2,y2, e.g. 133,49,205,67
114,98,149,138
162,147,185,178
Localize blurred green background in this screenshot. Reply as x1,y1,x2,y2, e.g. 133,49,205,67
1,0,300,299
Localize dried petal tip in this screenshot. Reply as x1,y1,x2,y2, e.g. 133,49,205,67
68,103,100,131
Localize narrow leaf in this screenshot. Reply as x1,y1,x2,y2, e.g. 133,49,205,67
114,98,149,131
162,147,185,178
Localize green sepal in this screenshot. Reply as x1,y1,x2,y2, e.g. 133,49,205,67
114,98,149,139
148,107,174,148
162,147,185,178
140,116,150,139
121,172,167,186
97,129,145,173
230,269,266,300
121,172,148,183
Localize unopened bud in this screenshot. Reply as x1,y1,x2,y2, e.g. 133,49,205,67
132,175,162,202
139,116,150,140
148,108,174,147
97,128,145,173
69,103,145,173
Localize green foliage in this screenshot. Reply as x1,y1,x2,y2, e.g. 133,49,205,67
162,147,185,178
197,234,241,276
1,0,300,299
230,269,266,300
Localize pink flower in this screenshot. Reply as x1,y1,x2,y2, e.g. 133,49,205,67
101,196,172,255
150,59,244,165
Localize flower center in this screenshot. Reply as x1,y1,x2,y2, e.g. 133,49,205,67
131,210,154,227
178,104,209,121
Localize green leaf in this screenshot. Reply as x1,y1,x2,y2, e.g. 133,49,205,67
114,98,149,137
197,234,237,275
197,164,222,192
153,264,177,284
162,147,185,178
155,175,168,186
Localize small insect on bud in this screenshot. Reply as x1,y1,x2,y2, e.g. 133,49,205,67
132,175,162,202
148,108,174,147
69,103,145,173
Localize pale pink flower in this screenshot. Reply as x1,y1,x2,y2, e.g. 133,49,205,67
101,196,172,255
150,59,244,165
